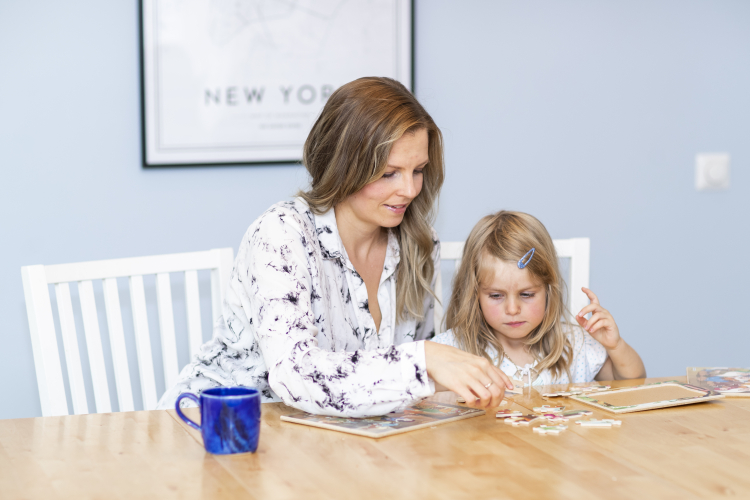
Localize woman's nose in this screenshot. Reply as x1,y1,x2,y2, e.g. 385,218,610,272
398,174,417,199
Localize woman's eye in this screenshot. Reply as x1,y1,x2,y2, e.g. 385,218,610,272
414,169,424,175
382,172,396,179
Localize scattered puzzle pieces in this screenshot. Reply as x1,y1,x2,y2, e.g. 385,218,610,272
496,410,524,418
542,390,583,397
533,405,565,413
560,410,592,419
533,425,568,435
543,385,610,397
576,419,622,427
457,397,509,405
504,415,541,426
540,414,568,423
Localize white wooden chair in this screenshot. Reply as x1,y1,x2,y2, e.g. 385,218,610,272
21,248,234,417
434,238,590,330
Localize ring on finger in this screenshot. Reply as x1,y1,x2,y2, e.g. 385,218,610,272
484,381,493,389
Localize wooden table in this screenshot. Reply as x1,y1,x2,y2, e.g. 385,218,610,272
2,376,749,499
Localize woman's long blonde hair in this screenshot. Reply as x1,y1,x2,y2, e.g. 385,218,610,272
445,211,573,379
299,77,445,322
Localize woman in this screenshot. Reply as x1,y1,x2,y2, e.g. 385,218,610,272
158,77,512,417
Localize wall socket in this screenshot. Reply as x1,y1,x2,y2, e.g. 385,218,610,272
695,153,730,191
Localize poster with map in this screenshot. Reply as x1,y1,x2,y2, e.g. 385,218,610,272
141,0,413,166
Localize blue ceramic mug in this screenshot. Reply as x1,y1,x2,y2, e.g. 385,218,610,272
175,387,261,454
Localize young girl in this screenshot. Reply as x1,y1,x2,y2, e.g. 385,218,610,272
431,211,646,386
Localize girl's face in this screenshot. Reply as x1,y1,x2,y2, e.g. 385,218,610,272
478,256,547,344
337,128,428,230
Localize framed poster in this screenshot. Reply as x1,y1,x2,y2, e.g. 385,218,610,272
140,0,414,167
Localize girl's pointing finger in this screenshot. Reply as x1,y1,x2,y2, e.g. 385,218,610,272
582,287,600,304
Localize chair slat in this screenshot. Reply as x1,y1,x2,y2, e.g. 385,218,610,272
45,250,226,284
21,266,68,416
210,247,234,323
156,273,179,390
54,283,89,415
433,242,464,331
184,270,203,359
440,242,465,261
129,275,157,410
102,278,134,412
78,280,112,413
567,238,590,315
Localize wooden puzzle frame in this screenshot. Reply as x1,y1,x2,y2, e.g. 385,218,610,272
569,380,723,414
281,400,484,438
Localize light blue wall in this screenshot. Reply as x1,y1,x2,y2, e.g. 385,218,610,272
2,0,748,419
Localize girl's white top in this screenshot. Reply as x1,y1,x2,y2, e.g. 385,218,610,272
430,327,607,386
157,198,438,417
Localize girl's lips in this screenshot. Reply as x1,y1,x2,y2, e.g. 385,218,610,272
505,322,526,327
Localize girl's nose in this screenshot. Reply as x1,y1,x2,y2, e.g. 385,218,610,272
505,297,520,315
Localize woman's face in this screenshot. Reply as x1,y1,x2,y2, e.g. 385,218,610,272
340,128,429,230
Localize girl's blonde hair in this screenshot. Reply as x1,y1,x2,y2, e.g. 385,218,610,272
299,77,445,321
445,211,573,379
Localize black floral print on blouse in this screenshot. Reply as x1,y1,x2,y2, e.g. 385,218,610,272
157,198,439,417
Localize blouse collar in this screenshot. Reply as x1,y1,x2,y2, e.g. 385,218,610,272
312,205,401,282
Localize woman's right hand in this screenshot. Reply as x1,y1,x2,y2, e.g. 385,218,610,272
424,341,513,409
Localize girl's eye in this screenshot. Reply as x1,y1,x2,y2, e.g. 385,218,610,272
521,293,536,299
489,293,504,300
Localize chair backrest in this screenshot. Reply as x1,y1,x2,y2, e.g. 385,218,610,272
21,248,234,417
434,238,590,330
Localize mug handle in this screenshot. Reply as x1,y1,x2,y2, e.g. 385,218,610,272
175,393,201,431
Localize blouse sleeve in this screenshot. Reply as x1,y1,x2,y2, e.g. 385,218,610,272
429,330,459,347
568,326,609,383
414,234,440,341
244,209,434,418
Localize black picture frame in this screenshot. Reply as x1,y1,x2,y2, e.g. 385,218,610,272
139,0,415,168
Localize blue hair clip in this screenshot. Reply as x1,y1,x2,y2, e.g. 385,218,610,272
517,248,535,269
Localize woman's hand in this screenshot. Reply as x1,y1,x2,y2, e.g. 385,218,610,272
575,287,621,350
424,341,513,409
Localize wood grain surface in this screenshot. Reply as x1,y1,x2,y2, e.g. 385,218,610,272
1,376,748,499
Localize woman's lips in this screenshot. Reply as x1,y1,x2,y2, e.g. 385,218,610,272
385,204,407,214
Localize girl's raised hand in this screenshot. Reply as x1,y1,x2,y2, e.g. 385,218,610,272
575,287,621,350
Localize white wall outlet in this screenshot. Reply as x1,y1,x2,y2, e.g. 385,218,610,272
695,153,730,191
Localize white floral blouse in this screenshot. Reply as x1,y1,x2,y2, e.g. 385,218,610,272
157,198,438,417
431,327,607,386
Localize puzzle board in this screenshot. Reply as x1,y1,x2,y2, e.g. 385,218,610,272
281,400,485,438
686,367,750,397
569,380,724,414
